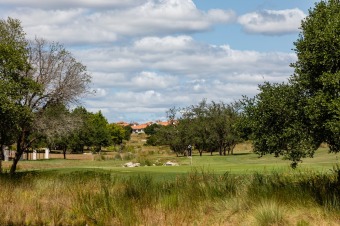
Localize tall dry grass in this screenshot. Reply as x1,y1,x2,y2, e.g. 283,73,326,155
0,168,340,225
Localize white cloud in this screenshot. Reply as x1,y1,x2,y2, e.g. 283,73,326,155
72,35,297,121
0,1,303,122
131,71,178,90
134,35,194,52
90,88,108,99
3,0,235,44
76,36,295,89
238,8,306,35
0,0,144,9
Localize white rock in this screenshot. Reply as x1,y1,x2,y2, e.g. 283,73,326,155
163,161,179,166
123,162,141,167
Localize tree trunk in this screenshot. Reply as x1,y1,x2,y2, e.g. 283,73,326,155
10,147,22,175
10,130,28,175
26,149,29,160
0,144,3,174
231,144,236,155
63,146,67,159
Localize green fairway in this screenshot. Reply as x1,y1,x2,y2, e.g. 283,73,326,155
4,146,339,180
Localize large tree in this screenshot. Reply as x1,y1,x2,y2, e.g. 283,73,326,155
0,19,91,174
291,0,340,153
86,111,110,152
241,0,340,167
241,83,316,167
0,18,33,173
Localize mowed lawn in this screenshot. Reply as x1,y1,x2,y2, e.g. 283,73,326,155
2,144,339,179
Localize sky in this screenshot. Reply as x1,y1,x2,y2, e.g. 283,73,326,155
0,0,318,123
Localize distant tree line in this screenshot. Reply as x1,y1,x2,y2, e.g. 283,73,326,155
44,107,132,159
146,100,242,157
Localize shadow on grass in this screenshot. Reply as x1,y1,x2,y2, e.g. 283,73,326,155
232,153,253,156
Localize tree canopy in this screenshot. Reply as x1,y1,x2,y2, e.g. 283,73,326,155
0,17,92,173
291,0,340,153
241,0,340,167
150,100,242,157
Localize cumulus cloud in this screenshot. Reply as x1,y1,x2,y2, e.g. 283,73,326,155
238,8,306,35
3,0,235,44
134,35,195,52
76,36,295,85
0,1,303,122
0,0,145,9
73,35,296,121
131,71,178,90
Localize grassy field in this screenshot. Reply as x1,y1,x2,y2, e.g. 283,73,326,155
1,134,340,225
2,134,339,177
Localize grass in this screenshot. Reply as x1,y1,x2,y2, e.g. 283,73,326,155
0,168,340,225
2,147,339,181
1,134,340,225
2,134,339,175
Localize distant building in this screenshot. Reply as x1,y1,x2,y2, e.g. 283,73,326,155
116,121,130,127
129,120,172,133
131,122,152,133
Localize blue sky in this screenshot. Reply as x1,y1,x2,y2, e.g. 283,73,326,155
0,0,318,123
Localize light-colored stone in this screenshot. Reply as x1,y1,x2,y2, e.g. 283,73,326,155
123,162,141,167
163,161,179,166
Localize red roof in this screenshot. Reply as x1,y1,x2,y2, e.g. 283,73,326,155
131,124,148,130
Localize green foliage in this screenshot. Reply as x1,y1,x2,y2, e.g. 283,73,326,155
0,18,33,147
154,100,242,156
241,83,318,166
291,0,340,153
68,107,91,153
242,1,340,166
87,111,110,152
123,125,132,141
0,18,91,173
107,123,126,146
144,123,161,135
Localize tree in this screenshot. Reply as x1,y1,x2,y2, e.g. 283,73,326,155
0,18,34,173
209,101,242,156
8,34,91,174
123,125,132,141
241,0,340,167
68,106,91,153
291,0,340,153
154,100,242,157
107,123,126,146
241,83,316,167
182,100,214,156
86,111,110,153
144,123,162,135
39,104,82,159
